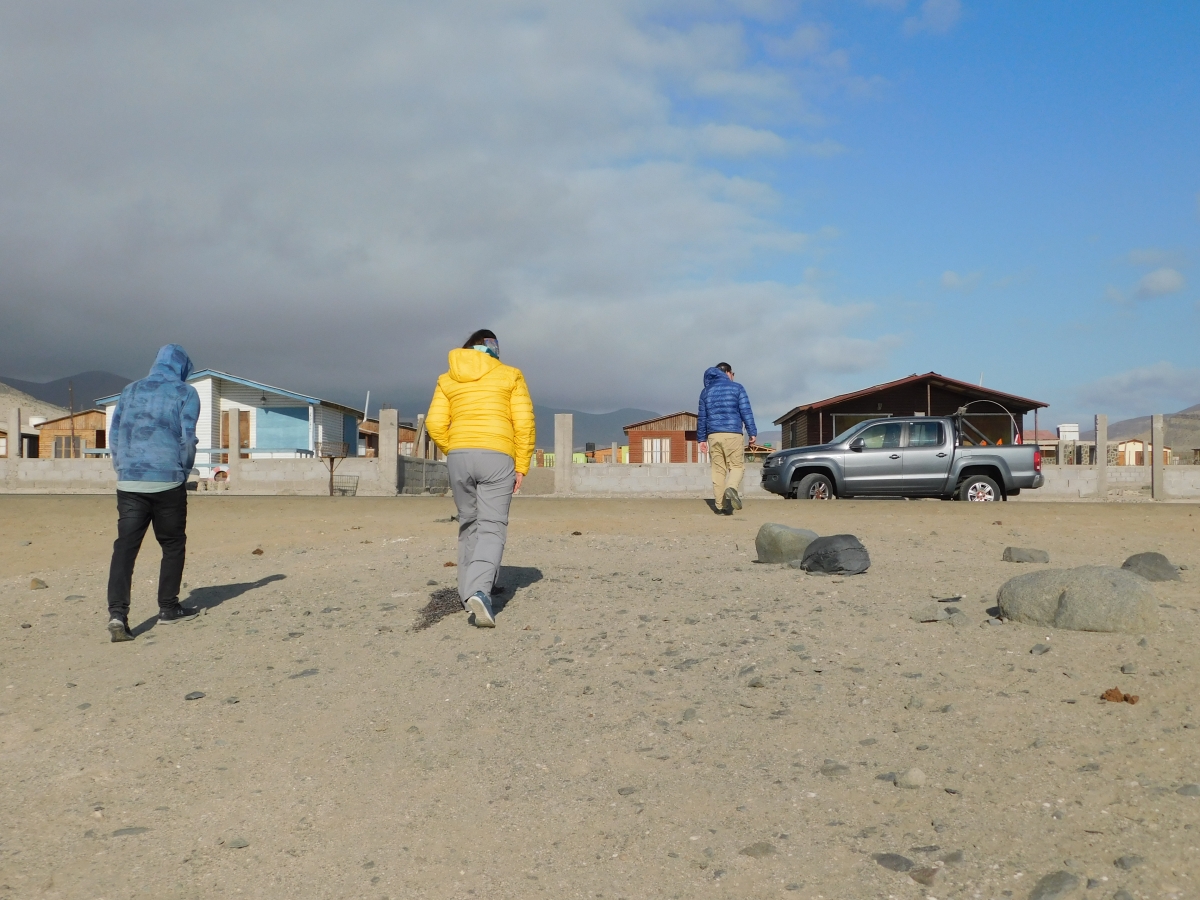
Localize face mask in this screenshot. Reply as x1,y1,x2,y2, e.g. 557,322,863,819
473,338,500,359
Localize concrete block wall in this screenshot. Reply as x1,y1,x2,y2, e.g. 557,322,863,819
568,461,770,497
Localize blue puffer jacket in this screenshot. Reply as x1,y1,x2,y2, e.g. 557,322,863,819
111,344,201,483
697,366,757,443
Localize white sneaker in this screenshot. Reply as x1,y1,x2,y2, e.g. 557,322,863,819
465,592,496,628
724,486,743,510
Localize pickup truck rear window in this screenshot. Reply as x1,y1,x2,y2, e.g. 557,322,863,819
908,421,944,447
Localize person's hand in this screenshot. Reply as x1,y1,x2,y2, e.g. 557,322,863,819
747,437,757,449
698,441,707,454
513,472,524,494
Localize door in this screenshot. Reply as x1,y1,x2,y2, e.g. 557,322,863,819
902,420,952,495
220,410,251,462
842,421,904,494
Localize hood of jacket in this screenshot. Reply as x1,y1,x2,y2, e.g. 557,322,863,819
149,344,194,382
447,347,502,383
703,366,728,388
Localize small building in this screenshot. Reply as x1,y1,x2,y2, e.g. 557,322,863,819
358,416,417,458
774,372,1048,449
624,412,700,463
35,409,108,458
97,370,363,478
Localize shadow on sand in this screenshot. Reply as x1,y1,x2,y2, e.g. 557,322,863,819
132,574,287,636
412,566,544,631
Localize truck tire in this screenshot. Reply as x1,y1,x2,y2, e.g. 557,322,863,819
795,473,835,500
958,474,1001,502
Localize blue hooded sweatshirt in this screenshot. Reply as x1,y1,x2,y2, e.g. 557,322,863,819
110,344,201,483
697,366,757,443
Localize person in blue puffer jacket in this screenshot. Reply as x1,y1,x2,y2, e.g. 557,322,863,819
105,344,201,642
697,362,757,514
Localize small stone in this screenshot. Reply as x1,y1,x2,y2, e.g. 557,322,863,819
904,695,924,710
1002,547,1050,564
617,786,637,796
910,867,938,886
896,768,925,789
1113,855,1143,870
912,604,949,623
20,623,31,629
859,738,877,745
738,842,776,859
1176,783,1200,797
184,691,205,700
1027,870,1080,900
947,611,971,628
1112,891,1134,900
819,760,849,776
426,580,438,586
1030,643,1051,655
77,702,91,710
1121,551,1180,582
18,540,32,546
876,772,897,783
872,853,914,872
111,827,150,837
1120,663,1136,674
746,677,764,688
30,578,48,590
289,668,319,679
227,837,250,849
939,849,964,865
251,548,263,555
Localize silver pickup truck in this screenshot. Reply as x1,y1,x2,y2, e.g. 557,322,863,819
760,416,1044,501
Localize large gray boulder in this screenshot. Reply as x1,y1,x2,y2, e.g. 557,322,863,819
755,523,819,564
1003,546,1050,563
799,534,870,575
1122,551,1181,582
997,566,1158,634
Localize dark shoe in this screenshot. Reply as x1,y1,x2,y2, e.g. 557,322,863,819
158,605,199,623
108,617,134,642
724,487,742,510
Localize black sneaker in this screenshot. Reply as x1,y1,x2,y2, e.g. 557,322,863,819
158,605,199,623
108,617,134,642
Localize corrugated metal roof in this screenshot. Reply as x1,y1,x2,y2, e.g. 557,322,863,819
96,370,363,417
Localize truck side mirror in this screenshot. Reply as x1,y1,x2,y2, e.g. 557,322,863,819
849,437,865,452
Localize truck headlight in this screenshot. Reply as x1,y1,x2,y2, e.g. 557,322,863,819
763,455,783,468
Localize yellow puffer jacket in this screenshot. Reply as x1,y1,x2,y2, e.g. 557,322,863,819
425,349,536,474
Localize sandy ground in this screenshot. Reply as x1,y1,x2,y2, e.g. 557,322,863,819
1,494,1198,900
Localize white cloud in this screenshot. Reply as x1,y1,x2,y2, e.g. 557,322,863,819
1134,267,1186,299
940,269,981,292
1076,362,1200,417
1126,247,1170,266
903,0,962,36
0,2,895,416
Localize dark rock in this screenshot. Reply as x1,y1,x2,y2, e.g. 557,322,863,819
184,691,205,700
1027,870,1080,900
20,623,31,629
1031,644,1051,655
939,849,964,865
755,524,819,563
1176,783,1200,797
872,853,914,872
738,842,776,859
1112,891,1134,900
1003,547,1050,563
799,535,870,575
1113,855,1143,870
288,669,318,679
1120,663,1136,674
997,566,1158,633
617,786,637,796
111,827,150,837
1122,551,1180,582
876,772,897,783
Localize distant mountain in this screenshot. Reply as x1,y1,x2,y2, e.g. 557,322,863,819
0,371,133,409
1079,401,1200,441
533,406,661,450
0,383,68,429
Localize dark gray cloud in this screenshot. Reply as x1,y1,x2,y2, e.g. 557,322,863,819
0,1,898,416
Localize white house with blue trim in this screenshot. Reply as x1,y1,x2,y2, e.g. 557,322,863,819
97,370,363,478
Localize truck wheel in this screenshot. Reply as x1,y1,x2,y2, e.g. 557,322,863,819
796,473,835,500
959,474,1001,502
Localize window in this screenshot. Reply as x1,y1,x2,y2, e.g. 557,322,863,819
907,422,944,447
643,437,670,463
54,436,84,458
859,422,902,450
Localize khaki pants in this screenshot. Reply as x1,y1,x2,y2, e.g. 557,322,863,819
708,433,744,501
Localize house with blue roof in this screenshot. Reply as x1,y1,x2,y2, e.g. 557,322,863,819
97,370,363,478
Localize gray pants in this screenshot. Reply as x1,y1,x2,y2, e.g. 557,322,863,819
447,450,516,603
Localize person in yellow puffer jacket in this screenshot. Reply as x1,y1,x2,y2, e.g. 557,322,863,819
426,329,535,627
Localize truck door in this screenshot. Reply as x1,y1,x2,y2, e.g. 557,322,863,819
843,421,904,495
902,420,952,495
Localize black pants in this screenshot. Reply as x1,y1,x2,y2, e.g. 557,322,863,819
106,486,188,619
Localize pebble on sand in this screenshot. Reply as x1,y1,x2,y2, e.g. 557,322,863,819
184,691,206,700
1176,783,1200,797
1113,854,1143,870
738,842,776,859
30,578,48,590
1002,547,1050,564
226,837,250,849
871,853,914,872
895,768,925,789
252,548,264,555
1030,644,1051,655
1027,870,1080,900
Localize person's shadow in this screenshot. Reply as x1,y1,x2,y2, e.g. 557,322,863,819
132,574,287,636
492,566,543,614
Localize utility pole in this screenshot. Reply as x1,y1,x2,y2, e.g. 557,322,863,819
69,380,76,458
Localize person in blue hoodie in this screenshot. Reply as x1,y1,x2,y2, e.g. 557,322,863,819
105,344,201,642
697,362,757,514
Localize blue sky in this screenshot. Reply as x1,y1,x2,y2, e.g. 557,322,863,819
0,1,1196,427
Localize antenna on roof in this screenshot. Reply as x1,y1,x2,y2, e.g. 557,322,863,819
363,390,370,421
979,372,984,386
